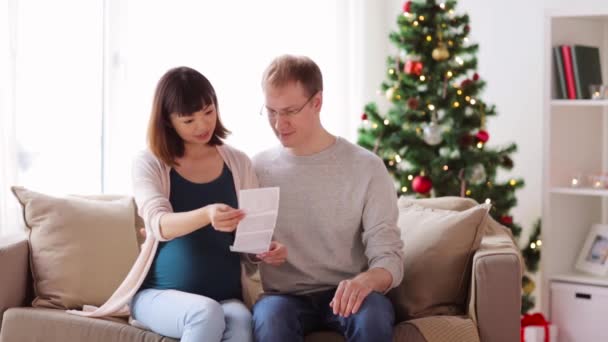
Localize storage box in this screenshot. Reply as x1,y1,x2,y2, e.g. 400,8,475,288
523,324,557,342
551,281,608,341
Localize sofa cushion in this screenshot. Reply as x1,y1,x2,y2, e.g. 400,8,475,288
11,186,139,310
398,196,479,212
0,307,177,342
389,198,489,321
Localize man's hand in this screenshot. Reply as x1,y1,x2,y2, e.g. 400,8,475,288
329,278,373,318
256,241,287,266
329,268,393,317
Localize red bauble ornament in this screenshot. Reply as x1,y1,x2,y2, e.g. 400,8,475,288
464,25,470,33
473,73,480,81
404,60,423,76
407,97,419,110
403,1,412,13
476,130,490,143
412,176,432,194
461,79,473,88
500,215,513,225
361,113,368,121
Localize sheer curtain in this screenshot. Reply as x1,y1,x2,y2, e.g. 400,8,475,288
0,0,392,236
1,0,104,236
0,0,19,235
102,0,370,193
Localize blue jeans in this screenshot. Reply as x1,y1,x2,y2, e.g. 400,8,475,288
131,289,252,342
252,289,394,342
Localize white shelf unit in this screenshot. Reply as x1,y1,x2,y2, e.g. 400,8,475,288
542,11,608,318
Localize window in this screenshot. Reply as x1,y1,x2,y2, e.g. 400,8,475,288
1,0,367,235
14,0,104,195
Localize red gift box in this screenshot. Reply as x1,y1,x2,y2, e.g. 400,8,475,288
521,313,554,342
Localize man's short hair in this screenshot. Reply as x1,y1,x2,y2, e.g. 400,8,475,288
262,55,323,97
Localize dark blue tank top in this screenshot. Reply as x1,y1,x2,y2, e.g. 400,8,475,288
141,163,242,301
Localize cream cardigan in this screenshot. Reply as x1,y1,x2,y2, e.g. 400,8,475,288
68,144,259,318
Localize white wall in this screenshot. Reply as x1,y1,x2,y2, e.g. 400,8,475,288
383,0,608,246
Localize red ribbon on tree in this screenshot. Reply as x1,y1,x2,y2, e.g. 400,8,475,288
521,313,551,342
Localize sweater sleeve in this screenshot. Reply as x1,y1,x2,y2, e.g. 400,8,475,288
132,152,172,242
361,159,405,290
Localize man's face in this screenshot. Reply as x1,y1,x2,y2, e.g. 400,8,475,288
263,82,321,149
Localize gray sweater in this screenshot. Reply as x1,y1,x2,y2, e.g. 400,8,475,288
252,137,404,294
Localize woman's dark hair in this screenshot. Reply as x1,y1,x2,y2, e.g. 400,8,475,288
147,66,229,166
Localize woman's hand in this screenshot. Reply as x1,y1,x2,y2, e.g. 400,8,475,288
256,241,287,266
206,204,245,232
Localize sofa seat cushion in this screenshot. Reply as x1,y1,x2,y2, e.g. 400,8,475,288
302,325,427,342
394,322,430,342
404,315,479,342
0,308,428,342
0,307,177,342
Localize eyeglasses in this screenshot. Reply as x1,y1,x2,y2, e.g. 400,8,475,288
260,92,318,119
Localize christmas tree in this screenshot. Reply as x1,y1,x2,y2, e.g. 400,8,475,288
357,0,538,313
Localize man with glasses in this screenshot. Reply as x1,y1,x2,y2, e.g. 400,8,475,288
251,54,404,342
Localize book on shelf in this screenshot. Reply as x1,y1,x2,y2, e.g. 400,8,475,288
553,45,602,100
571,45,602,99
553,46,567,99
561,45,578,99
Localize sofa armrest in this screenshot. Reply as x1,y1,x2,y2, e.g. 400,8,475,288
0,235,29,330
468,229,522,342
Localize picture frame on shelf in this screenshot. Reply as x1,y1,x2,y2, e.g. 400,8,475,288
576,223,608,276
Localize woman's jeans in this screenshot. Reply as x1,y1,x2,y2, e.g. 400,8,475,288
131,288,252,342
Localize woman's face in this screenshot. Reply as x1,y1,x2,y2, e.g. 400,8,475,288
169,103,217,146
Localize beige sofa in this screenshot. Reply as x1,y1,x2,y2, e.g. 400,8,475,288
0,196,521,342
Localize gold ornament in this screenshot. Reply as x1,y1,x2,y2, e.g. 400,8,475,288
432,42,450,61
523,279,536,295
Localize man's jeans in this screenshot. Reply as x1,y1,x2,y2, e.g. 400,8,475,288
252,288,394,342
